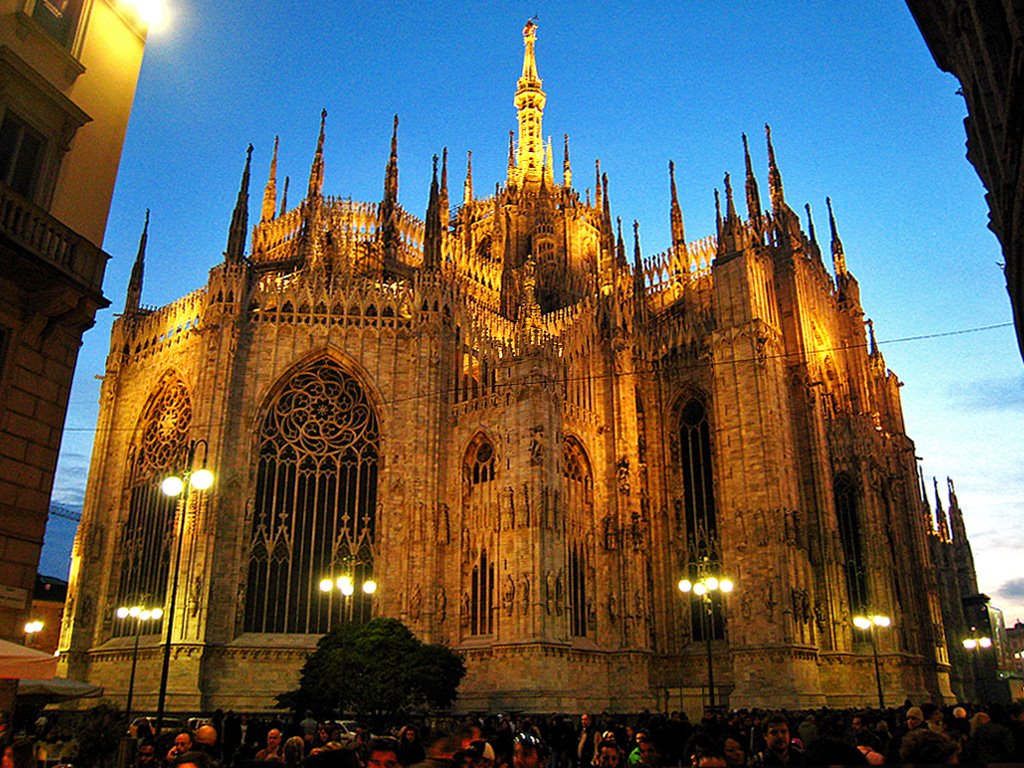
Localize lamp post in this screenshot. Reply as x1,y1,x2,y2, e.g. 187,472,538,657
156,439,213,735
678,560,734,709
962,629,992,704
853,613,891,710
23,620,44,646
115,602,163,725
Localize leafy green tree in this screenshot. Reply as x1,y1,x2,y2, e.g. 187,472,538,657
278,617,466,720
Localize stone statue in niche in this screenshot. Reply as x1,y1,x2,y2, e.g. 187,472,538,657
616,458,630,495
521,573,531,615
410,585,422,621
764,582,777,621
436,503,450,544
501,486,515,529
434,587,447,622
502,574,516,616
603,515,618,550
544,571,555,614
189,575,203,617
529,424,544,466
460,592,470,627
608,591,618,621
555,569,565,615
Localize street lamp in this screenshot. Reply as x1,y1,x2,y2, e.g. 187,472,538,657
115,602,163,725
155,439,213,734
962,628,993,704
319,567,378,626
853,613,892,709
23,620,44,646
678,560,734,708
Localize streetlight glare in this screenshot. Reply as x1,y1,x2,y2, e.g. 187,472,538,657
191,468,215,490
677,579,692,593
319,578,334,592
151,607,164,619
963,638,977,649
705,576,719,591
121,0,168,30
979,637,992,648
161,476,184,496
362,579,378,594
116,606,130,619
693,583,707,596
853,616,872,630
873,615,892,627
720,579,734,593
24,620,43,634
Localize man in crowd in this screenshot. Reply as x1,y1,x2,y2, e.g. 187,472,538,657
168,733,194,764
256,729,285,762
368,738,402,768
577,716,597,768
595,740,622,768
748,715,804,767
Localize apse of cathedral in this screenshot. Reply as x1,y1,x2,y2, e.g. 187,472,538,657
59,21,977,712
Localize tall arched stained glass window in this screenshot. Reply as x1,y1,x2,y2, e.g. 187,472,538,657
564,436,592,637
114,375,192,637
677,397,723,640
834,473,868,614
243,359,379,634
463,433,496,636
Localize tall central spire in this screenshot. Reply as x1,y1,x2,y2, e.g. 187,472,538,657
513,19,546,184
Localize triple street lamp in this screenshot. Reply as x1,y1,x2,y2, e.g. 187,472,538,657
115,602,163,724
678,561,735,708
853,613,892,710
319,564,378,627
155,439,214,735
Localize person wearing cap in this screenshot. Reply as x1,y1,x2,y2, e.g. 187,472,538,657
514,733,548,768
885,706,927,764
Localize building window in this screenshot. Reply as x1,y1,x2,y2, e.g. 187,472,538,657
469,549,494,636
677,397,724,640
31,0,83,48
563,436,592,637
834,473,868,613
113,376,193,637
0,111,45,200
244,359,379,634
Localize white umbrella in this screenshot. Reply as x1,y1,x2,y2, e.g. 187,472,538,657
0,638,58,680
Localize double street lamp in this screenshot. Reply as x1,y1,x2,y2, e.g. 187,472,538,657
962,628,993,703
23,620,44,646
115,602,163,725
678,561,735,708
853,613,892,710
155,439,214,735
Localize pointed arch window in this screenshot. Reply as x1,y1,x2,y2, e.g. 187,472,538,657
564,437,592,637
114,377,192,637
470,549,494,636
677,396,724,640
463,434,496,636
243,359,379,634
834,473,868,614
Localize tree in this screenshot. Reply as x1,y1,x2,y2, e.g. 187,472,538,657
278,617,466,721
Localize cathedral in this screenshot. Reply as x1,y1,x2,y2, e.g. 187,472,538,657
59,21,976,713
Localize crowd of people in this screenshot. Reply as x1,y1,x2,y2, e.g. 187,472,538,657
4,702,1024,768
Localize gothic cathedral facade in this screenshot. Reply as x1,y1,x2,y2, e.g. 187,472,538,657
60,22,962,712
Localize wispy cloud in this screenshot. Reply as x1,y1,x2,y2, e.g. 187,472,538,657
949,374,1024,411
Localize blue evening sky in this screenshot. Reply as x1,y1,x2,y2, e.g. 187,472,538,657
47,3,1024,624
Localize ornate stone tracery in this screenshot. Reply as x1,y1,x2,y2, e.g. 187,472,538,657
243,359,379,634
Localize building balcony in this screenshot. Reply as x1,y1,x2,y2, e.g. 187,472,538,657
0,178,108,298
